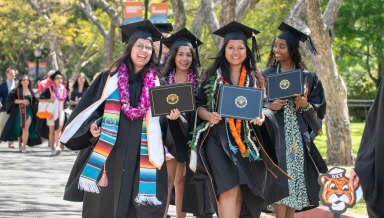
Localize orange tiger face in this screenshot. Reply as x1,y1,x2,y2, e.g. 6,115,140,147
319,174,359,213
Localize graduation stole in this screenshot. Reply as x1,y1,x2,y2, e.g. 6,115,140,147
17,87,32,128
78,84,163,205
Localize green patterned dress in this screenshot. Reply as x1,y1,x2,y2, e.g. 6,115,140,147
268,100,311,211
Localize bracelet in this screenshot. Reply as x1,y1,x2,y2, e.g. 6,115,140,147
301,103,313,112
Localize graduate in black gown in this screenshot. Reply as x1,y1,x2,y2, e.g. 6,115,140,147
154,23,173,65
262,22,328,217
350,78,384,218
162,28,215,218
61,20,181,218
190,21,291,218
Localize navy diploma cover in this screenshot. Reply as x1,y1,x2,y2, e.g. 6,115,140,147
218,84,264,120
266,69,303,101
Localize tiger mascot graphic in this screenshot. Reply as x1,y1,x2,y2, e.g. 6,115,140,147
318,167,360,214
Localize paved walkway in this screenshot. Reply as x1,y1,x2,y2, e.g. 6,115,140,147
0,142,200,218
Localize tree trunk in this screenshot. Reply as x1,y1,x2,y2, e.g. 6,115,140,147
235,0,261,22
220,0,236,27
304,0,354,166
190,6,205,39
103,24,116,69
201,0,221,48
170,0,186,32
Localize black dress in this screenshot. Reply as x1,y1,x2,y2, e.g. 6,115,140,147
63,72,168,218
355,77,384,218
262,67,328,212
192,75,291,217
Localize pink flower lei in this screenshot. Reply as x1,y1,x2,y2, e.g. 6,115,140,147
167,68,197,90
117,63,156,120
51,84,67,101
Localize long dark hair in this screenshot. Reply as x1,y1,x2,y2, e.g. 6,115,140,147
109,39,160,78
72,72,91,88
17,75,32,90
163,45,199,79
265,38,307,70
201,41,265,88
16,75,35,99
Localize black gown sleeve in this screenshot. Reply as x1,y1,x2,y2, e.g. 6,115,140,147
195,84,208,109
306,73,326,119
39,87,52,100
5,89,17,114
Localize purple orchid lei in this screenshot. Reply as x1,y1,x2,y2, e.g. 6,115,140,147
51,84,67,101
117,63,156,120
167,68,197,90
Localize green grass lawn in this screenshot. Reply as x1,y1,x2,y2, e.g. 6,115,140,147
314,122,367,215
314,122,365,158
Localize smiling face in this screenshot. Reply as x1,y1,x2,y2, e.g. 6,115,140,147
77,75,85,85
225,40,247,67
175,46,193,72
130,38,153,72
54,75,63,87
273,38,291,62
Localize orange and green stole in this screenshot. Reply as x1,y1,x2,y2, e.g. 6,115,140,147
78,89,162,205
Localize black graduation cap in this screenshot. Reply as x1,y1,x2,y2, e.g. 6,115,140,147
50,70,64,81
120,20,163,44
154,23,173,34
162,28,203,66
277,22,319,55
213,21,261,62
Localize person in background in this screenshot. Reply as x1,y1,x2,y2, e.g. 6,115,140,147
68,78,74,89
154,23,173,65
69,73,90,109
0,67,16,148
37,70,55,95
0,75,40,152
39,71,69,156
350,77,384,218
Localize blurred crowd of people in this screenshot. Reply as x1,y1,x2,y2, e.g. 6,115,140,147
0,67,92,155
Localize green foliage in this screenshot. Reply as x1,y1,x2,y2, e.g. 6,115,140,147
242,0,296,68
333,0,383,120
334,0,384,87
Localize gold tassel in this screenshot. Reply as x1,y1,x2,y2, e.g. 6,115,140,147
292,139,298,153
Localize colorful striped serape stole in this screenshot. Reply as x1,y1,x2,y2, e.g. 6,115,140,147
78,89,120,193
135,116,162,205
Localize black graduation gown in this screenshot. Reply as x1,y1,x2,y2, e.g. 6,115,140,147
62,72,168,218
160,78,215,216
262,67,328,211
192,79,290,218
0,88,41,146
354,78,384,218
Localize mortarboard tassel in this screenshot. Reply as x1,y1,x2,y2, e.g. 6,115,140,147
306,36,319,55
252,32,261,63
195,40,201,67
158,36,163,63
